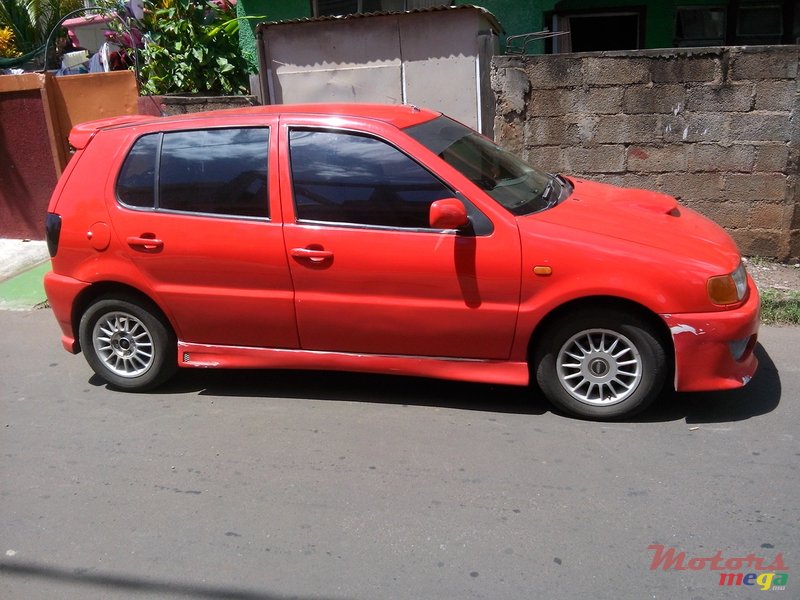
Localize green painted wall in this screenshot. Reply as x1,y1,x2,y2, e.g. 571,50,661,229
248,0,312,22
235,0,739,65
453,0,558,53
237,0,312,71
235,1,556,58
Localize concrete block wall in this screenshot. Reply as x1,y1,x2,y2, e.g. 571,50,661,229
492,46,799,260
137,94,259,116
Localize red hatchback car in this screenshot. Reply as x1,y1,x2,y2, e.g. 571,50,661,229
43,104,760,420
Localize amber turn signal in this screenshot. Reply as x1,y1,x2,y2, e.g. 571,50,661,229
707,275,739,305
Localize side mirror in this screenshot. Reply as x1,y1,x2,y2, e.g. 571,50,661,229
429,198,469,230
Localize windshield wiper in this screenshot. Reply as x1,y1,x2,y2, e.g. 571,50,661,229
541,181,557,207
553,173,573,193
543,171,568,207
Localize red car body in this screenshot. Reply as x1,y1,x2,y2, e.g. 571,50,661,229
43,104,759,419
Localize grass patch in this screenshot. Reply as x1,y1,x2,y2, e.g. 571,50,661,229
745,255,772,266
760,289,800,325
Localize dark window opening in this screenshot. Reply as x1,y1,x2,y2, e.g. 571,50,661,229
547,9,644,53
675,7,726,46
569,13,640,52
676,3,790,47
736,4,783,44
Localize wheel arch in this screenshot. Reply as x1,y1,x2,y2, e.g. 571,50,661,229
527,295,675,387
71,282,174,353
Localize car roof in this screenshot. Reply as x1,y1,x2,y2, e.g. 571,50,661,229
69,103,442,150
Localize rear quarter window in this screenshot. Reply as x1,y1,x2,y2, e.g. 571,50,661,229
117,134,158,208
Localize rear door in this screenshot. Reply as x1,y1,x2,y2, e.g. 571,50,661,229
106,117,299,349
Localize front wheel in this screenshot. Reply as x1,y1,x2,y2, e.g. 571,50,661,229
534,310,668,420
79,295,177,391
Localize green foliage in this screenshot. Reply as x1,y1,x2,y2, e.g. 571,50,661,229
0,0,81,54
234,0,258,73
0,25,20,56
133,0,254,96
759,289,800,326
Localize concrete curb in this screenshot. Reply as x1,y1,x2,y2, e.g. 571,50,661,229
0,239,49,279
0,239,50,311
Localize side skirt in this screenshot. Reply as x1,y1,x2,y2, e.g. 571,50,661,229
177,342,530,387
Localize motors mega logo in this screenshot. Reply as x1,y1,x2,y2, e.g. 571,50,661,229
648,544,789,591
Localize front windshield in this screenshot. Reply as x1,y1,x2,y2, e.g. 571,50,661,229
406,116,561,215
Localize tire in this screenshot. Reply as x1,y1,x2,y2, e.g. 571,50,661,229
534,309,667,420
79,295,177,391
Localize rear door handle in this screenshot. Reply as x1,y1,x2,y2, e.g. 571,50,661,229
290,247,333,262
127,235,164,251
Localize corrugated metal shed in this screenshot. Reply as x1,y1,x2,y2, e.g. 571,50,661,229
256,4,501,136
259,4,504,33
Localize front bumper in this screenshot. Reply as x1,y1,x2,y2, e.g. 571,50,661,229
661,283,760,392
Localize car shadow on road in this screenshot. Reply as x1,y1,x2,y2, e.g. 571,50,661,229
102,343,779,423
157,367,548,415
631,343,780,424
0,559,347,600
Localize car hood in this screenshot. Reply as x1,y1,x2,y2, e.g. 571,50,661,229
533,177,741,268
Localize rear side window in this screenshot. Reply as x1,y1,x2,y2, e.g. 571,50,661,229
116,128,269,218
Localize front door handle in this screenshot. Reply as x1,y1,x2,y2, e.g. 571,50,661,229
127,235,164,251
290,247,333,260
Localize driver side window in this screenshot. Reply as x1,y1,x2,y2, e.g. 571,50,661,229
288,129,453,229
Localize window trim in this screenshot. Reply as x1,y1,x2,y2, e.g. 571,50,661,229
153,132,163,210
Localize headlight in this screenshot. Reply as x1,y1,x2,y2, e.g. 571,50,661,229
731,262,748,299
707,262,748,306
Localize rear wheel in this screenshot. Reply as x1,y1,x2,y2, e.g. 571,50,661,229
79,295,177,391
534,310,668,420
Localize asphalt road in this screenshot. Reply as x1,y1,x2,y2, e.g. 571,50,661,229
1,309,797,600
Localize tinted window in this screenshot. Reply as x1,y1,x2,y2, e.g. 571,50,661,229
160,128,269,218
117,134,159,208
289,129,452,228
406,116,558,216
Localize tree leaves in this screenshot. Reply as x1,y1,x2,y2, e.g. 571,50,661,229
122,0,252,95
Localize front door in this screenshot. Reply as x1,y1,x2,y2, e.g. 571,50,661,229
279,120,521,360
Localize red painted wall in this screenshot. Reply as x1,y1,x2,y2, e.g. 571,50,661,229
0,89,58,240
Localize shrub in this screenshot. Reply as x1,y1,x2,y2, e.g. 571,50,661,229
0,0,82,55
108,0,254,96
0,25,19,57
